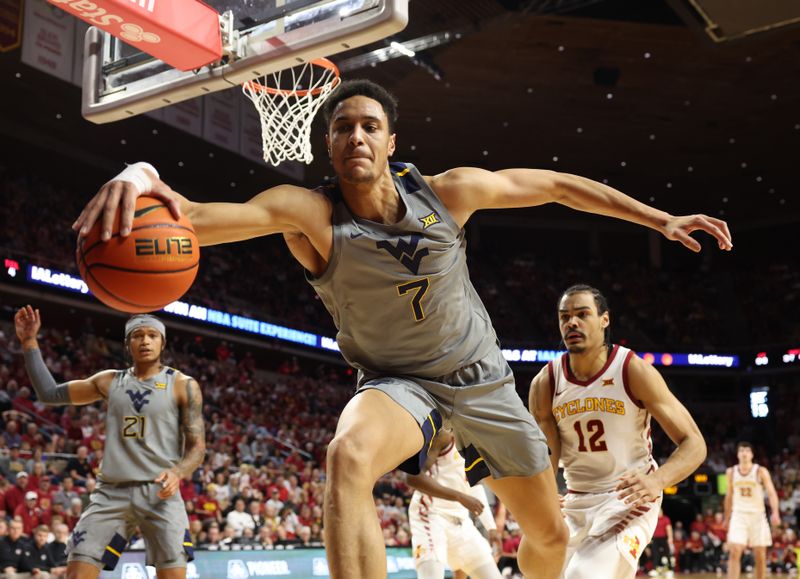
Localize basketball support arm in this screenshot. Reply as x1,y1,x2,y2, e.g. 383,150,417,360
23,348,73,405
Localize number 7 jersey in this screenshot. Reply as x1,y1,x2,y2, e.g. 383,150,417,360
307,162,498,379
549,345,657,493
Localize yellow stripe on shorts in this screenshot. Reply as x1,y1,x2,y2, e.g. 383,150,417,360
105,546,121,557
465,456,485,472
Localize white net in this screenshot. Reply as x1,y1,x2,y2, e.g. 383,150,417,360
242,59,340,166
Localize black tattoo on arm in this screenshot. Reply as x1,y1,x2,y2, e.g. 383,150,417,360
174,378,206,478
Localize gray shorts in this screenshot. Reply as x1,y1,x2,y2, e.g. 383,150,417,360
68,481,192,570
357,347,549,485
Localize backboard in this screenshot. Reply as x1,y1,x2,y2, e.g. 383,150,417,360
81,0,408,123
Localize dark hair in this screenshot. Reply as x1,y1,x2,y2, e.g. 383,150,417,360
559,284,611,345
737,441,753,451
321,79,399,132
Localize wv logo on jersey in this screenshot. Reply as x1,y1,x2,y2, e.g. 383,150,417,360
72,530,86,546
125,389,152,413
419,212,441,229
376,234,429,275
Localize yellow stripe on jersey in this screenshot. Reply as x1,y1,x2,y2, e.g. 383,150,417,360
183,542,193,547
465,456,485,472
395,167,410,177
426,414,438,451
105,546,121,557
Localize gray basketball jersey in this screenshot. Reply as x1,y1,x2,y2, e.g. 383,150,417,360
100,367,183,483
308,162,498,379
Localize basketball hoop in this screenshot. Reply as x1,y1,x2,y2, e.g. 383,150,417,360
243,58,341,166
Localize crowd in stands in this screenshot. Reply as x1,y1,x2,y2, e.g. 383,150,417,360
1,164,799,351
2,165,800,576
0,317,798,575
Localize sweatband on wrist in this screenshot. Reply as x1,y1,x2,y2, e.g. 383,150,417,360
23,348,72,405
113,162,160,194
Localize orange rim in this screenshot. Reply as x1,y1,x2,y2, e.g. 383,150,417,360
243,58,341,96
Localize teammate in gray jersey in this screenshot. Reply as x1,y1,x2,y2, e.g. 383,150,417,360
14,306,206,579
73,80,732,579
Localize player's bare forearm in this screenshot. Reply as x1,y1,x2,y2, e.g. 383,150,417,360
406,473,464,502
185,185,322,247
552,173,673,233
650,431,706,490
173,378,206,478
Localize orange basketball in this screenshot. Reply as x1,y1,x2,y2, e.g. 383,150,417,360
76,196,200,313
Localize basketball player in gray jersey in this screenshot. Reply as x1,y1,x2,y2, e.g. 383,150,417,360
14,306,205,579
74,80,732,578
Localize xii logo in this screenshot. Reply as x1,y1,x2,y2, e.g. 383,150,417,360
376,234,429,275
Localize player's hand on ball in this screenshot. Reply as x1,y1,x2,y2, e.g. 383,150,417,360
73,169,181,241
155,469,180,499
615,470,660,506
458,493,484,517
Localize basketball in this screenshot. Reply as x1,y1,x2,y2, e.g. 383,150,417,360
76,196,200,313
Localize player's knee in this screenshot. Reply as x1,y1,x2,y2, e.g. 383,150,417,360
526,512,568,550
326,434,375,481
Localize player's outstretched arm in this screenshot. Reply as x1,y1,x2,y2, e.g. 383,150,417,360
616,355,707,506
529,366,561,479
15,306,110,406
156,375,206,499
429,167,732,253
72,162,329,247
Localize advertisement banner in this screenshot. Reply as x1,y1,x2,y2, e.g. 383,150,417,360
99,547,420,579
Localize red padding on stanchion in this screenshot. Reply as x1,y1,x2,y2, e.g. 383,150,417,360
47,0,222,71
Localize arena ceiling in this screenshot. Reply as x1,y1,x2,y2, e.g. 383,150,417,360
1,0,798,229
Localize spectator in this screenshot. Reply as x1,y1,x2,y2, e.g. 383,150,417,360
266,488,284,513
52,477,78,510
247,500,264,530
3,422,22,449
682,530,706,573
196,484,223,524
226,498,254,538
4,446,25,479
15,490,42,535
20,525,61,577
5,471,29,515
64,446,91,485
650,509,674,572
0,520,30,576
199,523,222,549
65,498,82,530
47,523,69,571
188,519,203,547
34,477,54,510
